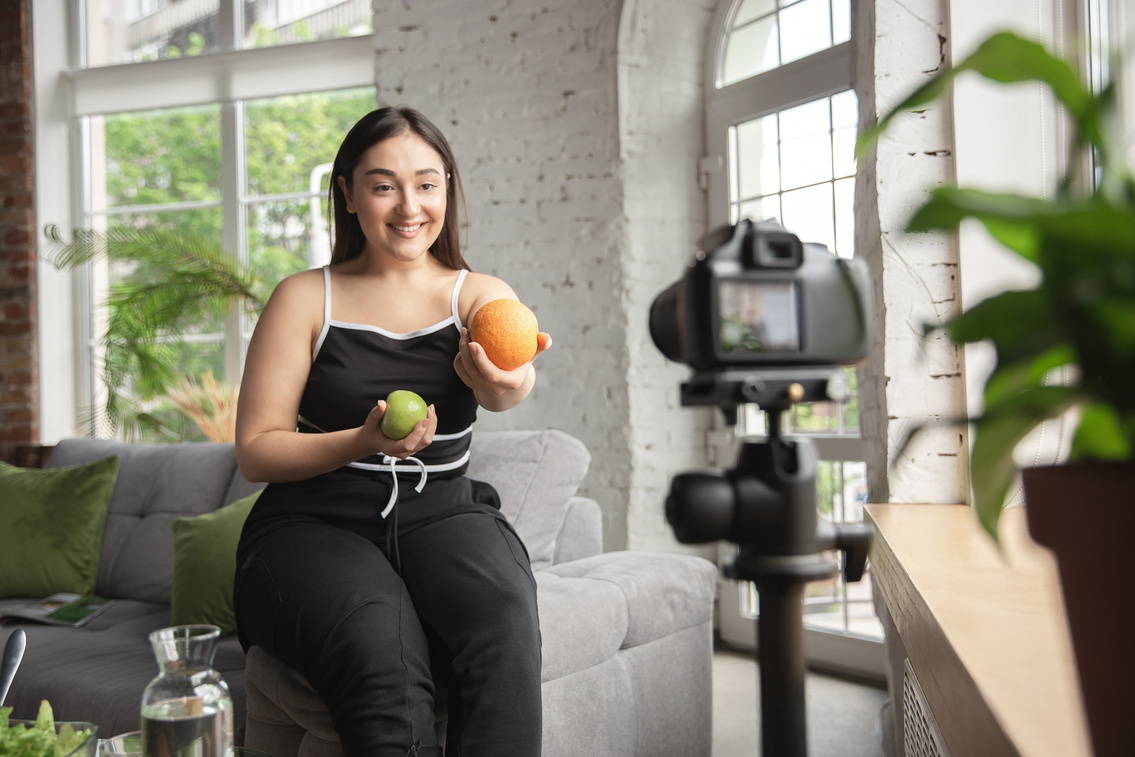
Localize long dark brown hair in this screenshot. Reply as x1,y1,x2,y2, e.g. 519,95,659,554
328,107,468,269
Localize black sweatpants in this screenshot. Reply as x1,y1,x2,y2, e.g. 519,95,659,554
233,469,542,757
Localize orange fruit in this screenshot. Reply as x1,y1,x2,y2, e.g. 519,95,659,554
470,299,539,370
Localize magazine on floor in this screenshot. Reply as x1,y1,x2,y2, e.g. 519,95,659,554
0,593,115,627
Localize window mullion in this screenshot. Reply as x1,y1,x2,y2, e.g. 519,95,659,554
219,0,238,52
222,100,246,385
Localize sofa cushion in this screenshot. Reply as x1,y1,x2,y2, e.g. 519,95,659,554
0,456,119,599
466,430,591,571
46,440,243,604
170,490,260,633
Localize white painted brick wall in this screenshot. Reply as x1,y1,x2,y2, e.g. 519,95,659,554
618,0,720,554
372,0,642,549
855,0,968,505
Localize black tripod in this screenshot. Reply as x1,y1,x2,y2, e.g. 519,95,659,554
666,406,870,756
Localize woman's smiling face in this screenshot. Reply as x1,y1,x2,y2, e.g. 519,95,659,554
338,132,448,265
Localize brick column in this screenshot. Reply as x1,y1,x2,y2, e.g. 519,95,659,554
0,0,38,464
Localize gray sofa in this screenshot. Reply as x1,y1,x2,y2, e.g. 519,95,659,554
1,430,717,756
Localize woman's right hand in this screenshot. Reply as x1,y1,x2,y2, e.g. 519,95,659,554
364,400,437,460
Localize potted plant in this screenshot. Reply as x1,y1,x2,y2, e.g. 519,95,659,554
42,224,265,442
859,31,1135,757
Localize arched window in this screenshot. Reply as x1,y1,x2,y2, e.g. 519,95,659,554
704,0,884,672
706,0,856,249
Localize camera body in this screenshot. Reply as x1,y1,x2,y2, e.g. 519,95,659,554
650,218,871,375
648,217,874,548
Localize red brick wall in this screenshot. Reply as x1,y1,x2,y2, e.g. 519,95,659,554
0,0,38,464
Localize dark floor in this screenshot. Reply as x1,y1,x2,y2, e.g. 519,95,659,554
712,646,889,756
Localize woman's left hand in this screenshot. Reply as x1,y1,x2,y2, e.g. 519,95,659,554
454,328,552,407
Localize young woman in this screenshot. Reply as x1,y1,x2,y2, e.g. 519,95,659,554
233,106,550,757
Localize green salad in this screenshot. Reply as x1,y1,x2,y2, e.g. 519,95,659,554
0,701,92,757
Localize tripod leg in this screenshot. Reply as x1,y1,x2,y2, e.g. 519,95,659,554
756,579,808,757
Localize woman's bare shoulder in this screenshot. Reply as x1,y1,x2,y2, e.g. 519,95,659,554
461,271,518,302
255,268,328,338
458,271,520,323
265,267,325,306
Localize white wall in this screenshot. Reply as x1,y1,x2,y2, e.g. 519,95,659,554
616,0,718,553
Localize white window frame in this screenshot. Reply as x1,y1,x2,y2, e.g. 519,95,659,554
704,0,884,681
33,0,374,441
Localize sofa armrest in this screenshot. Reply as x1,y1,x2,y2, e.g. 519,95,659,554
551,496,602,565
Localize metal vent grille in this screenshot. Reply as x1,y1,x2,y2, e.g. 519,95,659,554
903,658,951,757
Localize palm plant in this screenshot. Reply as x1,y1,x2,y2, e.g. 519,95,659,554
164,370,241,443
42,224,265,441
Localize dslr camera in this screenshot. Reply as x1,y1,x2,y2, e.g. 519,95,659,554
650,218,871,415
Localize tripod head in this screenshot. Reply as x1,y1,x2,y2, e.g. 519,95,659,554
664,372,870,586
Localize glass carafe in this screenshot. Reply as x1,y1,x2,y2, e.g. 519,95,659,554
140,625,234,757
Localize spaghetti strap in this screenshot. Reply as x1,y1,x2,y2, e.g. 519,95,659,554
451,268,470,330
312,266,332,361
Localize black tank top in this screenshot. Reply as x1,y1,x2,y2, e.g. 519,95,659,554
296,266,478,477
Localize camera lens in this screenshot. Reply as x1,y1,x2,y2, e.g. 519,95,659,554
648,282,683,363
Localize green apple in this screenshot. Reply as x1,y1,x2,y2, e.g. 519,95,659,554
380,390,428,440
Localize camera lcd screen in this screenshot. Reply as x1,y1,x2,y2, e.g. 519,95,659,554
716,279,799,355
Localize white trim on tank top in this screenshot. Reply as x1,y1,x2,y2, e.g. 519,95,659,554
311,266,470,360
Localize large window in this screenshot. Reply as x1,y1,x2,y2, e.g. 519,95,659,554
727,90,857,254
96,0,372,64
50,0,376,441
706,0,883,677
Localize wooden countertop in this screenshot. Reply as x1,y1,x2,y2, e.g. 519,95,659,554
866,503,1092,757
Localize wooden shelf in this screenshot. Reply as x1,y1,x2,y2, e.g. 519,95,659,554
866,503,1092,757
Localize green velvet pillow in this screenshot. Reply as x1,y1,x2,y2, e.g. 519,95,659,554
170,491,260,634
0,455,120,599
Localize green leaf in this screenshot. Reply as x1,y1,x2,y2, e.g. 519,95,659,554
944,289,1065,365
970,385,1080,539
1033,201,1135,264
981,345,1076,408
907,188,1058,260
1093,299,1135,356
40,225,264,437
1071,403,1134,460
953,32,1093,120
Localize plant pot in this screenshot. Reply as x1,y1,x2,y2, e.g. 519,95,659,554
1024,463,1135,757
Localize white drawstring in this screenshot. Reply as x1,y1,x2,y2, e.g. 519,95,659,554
376,456,428,518
300,413,472,519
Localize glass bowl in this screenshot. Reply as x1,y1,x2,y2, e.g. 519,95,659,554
8,719,99,757
98,730,141,756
